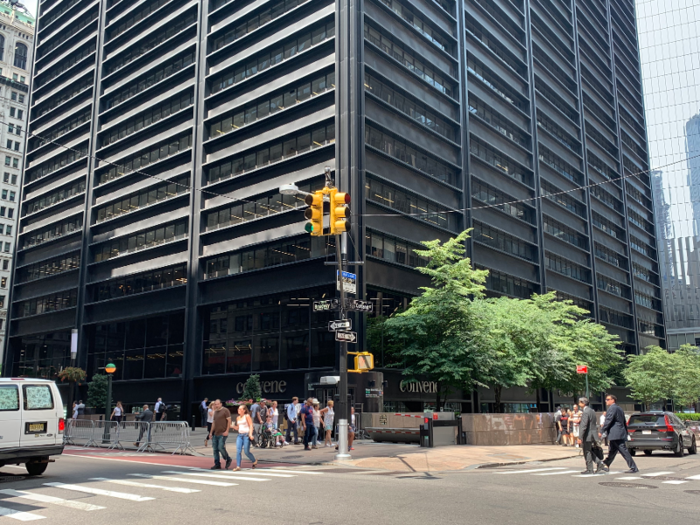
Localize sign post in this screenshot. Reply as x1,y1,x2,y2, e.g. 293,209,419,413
576,365,589,398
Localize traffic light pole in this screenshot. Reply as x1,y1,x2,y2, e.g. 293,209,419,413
335,231,351,460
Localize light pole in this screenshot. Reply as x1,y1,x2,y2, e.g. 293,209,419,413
103,362,116,443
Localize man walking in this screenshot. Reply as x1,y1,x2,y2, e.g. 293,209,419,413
134,404,153,447
155,398,167,421
208,399,232,470
600,394,638,473
300,398,315,451
577,397,606,474
73,400,85,419
286,397,299,445
554,406,563,445
251,399,267,446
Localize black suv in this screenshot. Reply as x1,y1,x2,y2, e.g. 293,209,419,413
627,411,697,457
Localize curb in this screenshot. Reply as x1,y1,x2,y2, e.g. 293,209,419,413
474,453,582,470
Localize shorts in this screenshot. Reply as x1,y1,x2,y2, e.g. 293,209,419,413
561,429,569,436
349,425,356,433
324,423,333,431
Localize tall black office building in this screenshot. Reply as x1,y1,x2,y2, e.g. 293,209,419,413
5,0,664,414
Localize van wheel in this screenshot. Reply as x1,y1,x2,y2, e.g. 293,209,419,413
25,463,48,476
643,450,652,456
689,437,697,455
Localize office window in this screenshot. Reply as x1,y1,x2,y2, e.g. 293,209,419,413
18,95,24,103
4,157,10,166
0,296,4,308
17,110,22,120
10,174,16,185
5,225,11,235
2,260,7,270
12,73,17,81
3,243,9,253
9,108,14,118
6,140,11,149
12,158,17,168
1,277,6,287
2,173,7,183
13,142,19,152
20,76,25,83
7,209,13,219
15,126,20,136
8,192,14,202
2,190,7,200
0,207,5,216
10,92,17,101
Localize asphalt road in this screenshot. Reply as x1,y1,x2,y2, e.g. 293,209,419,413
1,447,699,525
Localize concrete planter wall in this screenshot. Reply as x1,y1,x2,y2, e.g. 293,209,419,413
462,413,557,446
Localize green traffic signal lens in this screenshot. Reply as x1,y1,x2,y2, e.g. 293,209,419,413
305,222,314,233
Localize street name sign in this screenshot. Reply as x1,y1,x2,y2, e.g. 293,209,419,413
337,270,357,295
328,319,352,331
576,365,588,374
335,331,358,343
313,299,339,312
347,299,373,312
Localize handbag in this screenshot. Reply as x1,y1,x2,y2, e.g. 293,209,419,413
591,442,604,461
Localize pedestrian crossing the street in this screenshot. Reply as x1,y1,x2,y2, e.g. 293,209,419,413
0,468,324,521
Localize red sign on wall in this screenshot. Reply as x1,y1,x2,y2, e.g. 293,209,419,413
576,365,588,374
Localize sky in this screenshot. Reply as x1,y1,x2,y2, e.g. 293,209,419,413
19,0,36,16
636,0,700,239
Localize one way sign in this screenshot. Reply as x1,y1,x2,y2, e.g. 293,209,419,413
335,331,357,343
328,319,352,331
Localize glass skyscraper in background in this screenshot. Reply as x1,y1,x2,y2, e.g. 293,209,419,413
638,0,700,350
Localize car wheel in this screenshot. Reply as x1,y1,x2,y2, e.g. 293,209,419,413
25,462,48,476
629,449,636,456
674,439,685,457
643,450,652,456
689,437,697,455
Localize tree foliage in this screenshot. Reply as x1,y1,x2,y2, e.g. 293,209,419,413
382,230,489,408
57,367,87,383
87,373,109,409
241,374,262,402
625,345,700,410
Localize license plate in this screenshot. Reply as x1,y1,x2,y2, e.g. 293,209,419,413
642,430,651,435
25,422,47,434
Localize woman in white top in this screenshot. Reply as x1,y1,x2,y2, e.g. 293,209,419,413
320,400,335,447
110,401,124,424
312,402,321,449
204,402,214,447
269,401,282,446
232,405,257,470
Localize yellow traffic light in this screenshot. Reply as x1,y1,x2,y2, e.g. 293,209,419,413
304,190,324,236
330,189,351,235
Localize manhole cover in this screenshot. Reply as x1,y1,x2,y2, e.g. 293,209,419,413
0,475,25,482
599,482,658,489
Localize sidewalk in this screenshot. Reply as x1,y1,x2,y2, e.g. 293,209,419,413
189,428,582,473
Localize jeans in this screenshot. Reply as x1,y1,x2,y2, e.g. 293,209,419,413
286,420,298,443
253,423,261,443
312,425,319,447
303,424,314,448
236,434,256,467
211,435,231,466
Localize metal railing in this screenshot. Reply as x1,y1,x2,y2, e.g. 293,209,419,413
64,419,194,455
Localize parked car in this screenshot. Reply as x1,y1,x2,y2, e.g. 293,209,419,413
627,411,697,457
0,378,65,475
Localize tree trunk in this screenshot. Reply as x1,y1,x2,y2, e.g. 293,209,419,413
494,386,502,414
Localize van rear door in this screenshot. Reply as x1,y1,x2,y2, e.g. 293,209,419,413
0,383,21,448
19,383,58,448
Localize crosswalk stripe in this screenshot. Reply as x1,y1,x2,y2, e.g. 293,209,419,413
254,469,323,475
161,471,269,482
42,483,154,502
572,472,622,478
0,507,45,521
685,475,700,480
128,474,236,487
533,470,580,476
662,480,688,485
495,468,566,475
184,468,295,478
0,490,105,511
89,478,201,494
642,472,674,477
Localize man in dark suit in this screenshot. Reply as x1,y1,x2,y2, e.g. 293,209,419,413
600,394,638,473
577,397,607,474
134,404,153,447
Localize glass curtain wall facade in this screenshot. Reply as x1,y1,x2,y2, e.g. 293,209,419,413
4,0,662,413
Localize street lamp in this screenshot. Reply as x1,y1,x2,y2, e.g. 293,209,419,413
103,363,116,443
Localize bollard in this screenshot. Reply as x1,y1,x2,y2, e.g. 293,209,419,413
335,419,351,459
191,415,196,430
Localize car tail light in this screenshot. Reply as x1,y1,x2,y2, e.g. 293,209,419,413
628,429,636,433
664,415,674,433
58,418,65,434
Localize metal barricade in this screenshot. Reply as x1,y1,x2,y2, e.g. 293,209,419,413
116,421,151,449
93,420,122,450
64,419,97,448
138,422,195,455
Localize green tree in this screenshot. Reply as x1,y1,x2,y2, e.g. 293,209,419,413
624,346,674,409
241,374,262,402
87,374,109,410
383,230,490,409
670,345,700,410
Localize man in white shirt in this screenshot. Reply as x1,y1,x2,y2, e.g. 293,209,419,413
285,397,300,444
155,398,166,421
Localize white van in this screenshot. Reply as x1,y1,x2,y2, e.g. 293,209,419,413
0,378,65,475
